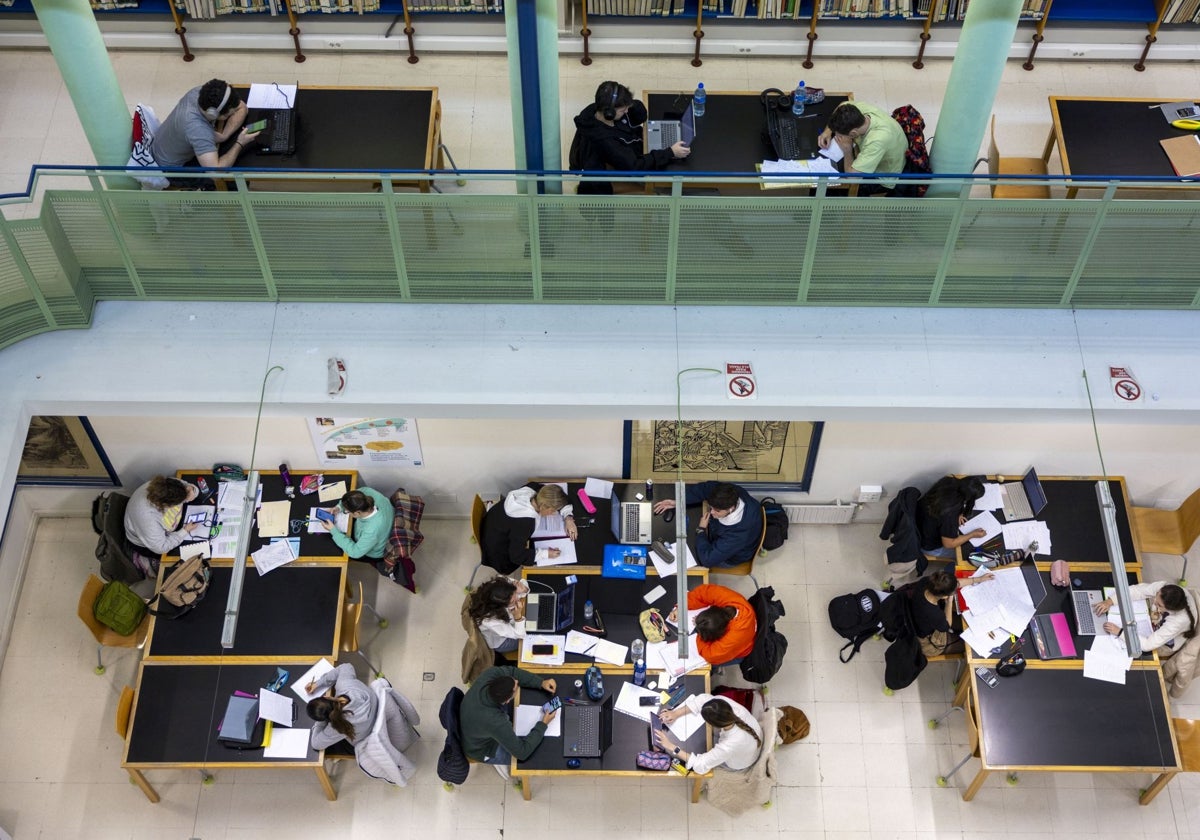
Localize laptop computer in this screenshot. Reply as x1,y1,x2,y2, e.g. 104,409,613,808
253,106,298,156
1000,467,1048,522
1069,585,1105,636
611,492,653,545
562,694,615,758
648,710,667,750
647,101,697,152
524,582,576,633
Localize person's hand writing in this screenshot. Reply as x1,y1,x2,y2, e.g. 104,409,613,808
1103,621,1122,636
548,547,561,559
184,522,199,534
1093,598,1113,616
305,679,318,694
653,500,676,515
542,707,558,725
968,528,986,539
541,679,556,694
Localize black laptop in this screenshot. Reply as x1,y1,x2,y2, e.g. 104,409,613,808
562,694,614,758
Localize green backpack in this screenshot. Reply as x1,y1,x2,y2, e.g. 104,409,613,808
93,580,147,636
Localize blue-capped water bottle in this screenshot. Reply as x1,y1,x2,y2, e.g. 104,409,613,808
693,83,706,118
633,657,647,687
584,599,594,621
792,80,806,117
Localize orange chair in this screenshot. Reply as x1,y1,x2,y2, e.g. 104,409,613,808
711,508,766,591
77,574,149,675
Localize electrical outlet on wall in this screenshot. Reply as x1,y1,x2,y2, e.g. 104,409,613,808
857,485,884,503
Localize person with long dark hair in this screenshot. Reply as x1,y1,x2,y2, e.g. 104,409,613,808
1096,581,1198,655
669,583,756,665
468,575,529,652
653,693,762,774
916,476,987,559
306,663,377,751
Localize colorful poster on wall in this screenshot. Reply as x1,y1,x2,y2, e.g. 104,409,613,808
307,417,424,467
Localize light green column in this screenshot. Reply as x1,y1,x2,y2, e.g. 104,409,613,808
32,0,132,175
503,0,562,195
925,0,1022,198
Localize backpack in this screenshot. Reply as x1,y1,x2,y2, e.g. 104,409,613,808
759,497,789,552
878,583,928,690
436,687,470,785
147,556,211,619
93,579,148,636
739,586,788,684
91,491,145,584
828,589,883,663
889,104,931,197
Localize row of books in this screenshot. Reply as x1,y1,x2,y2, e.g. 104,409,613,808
585,0,685,14
1161,0,1200,23
582,0,1048,17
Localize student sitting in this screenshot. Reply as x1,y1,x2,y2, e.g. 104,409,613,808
653,692,763,774
1097,581,1198,655
901,570,994,656
672,583,757,665
460,666,558,777
915,476,987,560
307,663,378,752
653,481,763,568
468,575,529,653
817,101,909,196
480,483,577,575
319,488,395,563
124,476,204,555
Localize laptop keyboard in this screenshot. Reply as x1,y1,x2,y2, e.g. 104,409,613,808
766,108,803,160
575,707,600,753
268,113,293,154
1073,591,1097,634
659,122,680,148
1005,487,1034,521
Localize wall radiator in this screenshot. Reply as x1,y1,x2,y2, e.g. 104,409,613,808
782,504,857,525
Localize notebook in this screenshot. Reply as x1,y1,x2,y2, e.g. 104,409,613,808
647,101,697,152
562,694,614,758
1160,135,1200,177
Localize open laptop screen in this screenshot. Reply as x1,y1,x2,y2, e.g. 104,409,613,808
1022,467,1049,517
681,101,696,146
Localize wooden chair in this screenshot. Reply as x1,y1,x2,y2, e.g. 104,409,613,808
1132,487,1200,584
465,494,489,592
115,685,135,738
987,115,1050,199
711,508,766,592
1139,718,1200,804
77,574,149,675
340,582,381,678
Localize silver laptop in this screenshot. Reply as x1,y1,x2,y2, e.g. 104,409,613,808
619,501,653,545
1069,586,1105,636
647,101,696,152
525,582,576,633
1000,467,1048,522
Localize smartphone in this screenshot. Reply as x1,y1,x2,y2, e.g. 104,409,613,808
531,643,555,656
245,118,268,133
541,696,562,714
314,508,336,524
639,696,658,707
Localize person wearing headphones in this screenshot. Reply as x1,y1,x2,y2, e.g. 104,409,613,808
569,80,691,195
151,78,261,186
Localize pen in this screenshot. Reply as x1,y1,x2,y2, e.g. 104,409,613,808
582,644,597,656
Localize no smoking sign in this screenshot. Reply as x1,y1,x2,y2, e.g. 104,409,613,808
726,362,757,400
1109,366,1143,403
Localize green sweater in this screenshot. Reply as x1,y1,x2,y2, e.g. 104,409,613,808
460,666,548,761
332,486,394,559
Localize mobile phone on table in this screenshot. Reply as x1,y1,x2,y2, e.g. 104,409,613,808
541,697,562,714
976,666,999,688
639,696,658,707
531,643,556,656
245,118,268,133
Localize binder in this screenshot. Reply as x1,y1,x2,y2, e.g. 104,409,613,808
1159,135,1200,177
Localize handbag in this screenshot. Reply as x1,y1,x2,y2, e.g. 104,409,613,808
996,645,1027,677
636,749,672,771
777,705,811,743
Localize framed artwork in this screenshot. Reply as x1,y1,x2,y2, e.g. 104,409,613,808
624,420,822,492
16,416,119,486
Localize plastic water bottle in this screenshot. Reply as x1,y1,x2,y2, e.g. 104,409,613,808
633,657,647,687
692,83,706,118
792,80,806,117
584,600,594,621
630,638,645,661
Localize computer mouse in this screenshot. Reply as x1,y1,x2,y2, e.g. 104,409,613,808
1172,118,1200,131
662,508,675,524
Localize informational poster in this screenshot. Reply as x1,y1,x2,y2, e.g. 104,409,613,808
307,417,423,467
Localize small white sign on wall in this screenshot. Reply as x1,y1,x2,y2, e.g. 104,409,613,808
726,362,757,401
1109,366,1143,404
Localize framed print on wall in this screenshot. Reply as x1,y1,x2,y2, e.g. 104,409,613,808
16,416,119,487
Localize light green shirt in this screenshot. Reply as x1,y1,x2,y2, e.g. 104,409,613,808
847,102,908,187
332,486,394,559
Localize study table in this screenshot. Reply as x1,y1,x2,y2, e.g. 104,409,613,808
1047,96,1200,196
230,86,444,192
642,90,851,194
512,667,712,801
122,661,336,803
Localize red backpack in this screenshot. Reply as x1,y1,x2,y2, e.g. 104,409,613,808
890,104,931,197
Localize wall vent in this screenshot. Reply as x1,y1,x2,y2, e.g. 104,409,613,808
782,504,856,525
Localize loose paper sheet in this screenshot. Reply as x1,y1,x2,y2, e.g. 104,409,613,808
583,477,614,500
264,727,311,758
974,483,1004,512
258,688,296,725
589,638,630,667
960,511,1002,547
1001,520,1052,556
667,706,706,742
565,630,599,655
306,507,350,534
648,541,698,578
1083,634,1132,684
520,634,566,667
247,83,297,110
256,500,293,538
292,658,336,702
534,537,577,566
515,704,562,738
318,481,347,503
252,539,296,575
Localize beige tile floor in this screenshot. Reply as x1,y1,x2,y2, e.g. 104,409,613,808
1,513,1198,839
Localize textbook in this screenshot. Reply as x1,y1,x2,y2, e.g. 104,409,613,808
1160,135,1200,177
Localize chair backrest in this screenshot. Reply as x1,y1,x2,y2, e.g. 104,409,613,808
116,685,135,738
1178,487,1200,549
471,495,486,546
987,115,1003,180
341,581,364,653
755,508,768,556
1171,718,1200,773
77,574,109,644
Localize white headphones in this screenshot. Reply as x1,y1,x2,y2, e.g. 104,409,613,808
202,84,232,122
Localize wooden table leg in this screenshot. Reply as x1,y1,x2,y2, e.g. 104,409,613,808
691,776,704,803
315,765,337,801
1041,127,1057,165
127,769,160,803
962,767,989,801
1139,771,1176,805
519,774,532,801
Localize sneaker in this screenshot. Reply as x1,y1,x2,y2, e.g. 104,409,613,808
492,763,510,780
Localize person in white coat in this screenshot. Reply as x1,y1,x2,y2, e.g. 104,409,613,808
653,693,763,774
1097,581,1198,655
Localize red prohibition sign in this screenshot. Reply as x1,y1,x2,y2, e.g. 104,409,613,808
1114,379,1141,401
729,376,755,397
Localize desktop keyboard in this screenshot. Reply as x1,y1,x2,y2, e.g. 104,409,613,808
766,108,803,160
1073,591,1098,634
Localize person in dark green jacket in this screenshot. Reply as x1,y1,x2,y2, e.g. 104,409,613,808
320,487,394,562
460,666,557,771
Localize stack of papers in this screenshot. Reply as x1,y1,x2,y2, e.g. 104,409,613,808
256,500,293,538
973,482,1004,512
1083,633,1133,684
614,682,660,722
647,541,698,578
564,631,628,665
251,538,296,575
649,636,705,678
520,634,566,666
960,567,1037,654
1001,520,1052,555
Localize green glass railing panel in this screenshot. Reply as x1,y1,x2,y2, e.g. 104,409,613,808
43,192,134,298
14,223,91,327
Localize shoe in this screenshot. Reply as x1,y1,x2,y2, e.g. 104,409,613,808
492,763,510,780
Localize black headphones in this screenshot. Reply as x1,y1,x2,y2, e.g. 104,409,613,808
759,88,793,111
602,84,619,121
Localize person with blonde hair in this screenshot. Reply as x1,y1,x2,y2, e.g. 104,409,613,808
480,483,577,574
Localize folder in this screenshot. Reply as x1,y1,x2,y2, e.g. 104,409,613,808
1159,135,1200,177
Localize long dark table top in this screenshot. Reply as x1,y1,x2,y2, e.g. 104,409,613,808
515,670,709,772
234,86,437,172
176,470,357,558
974,666,1177,770
645,90,850,175
1051,96,1199,179
125,662,322,766
145,563,343,659
543,481,695,566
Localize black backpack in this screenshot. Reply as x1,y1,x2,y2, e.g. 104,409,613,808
759,497,789,552
739,586,788,684
91,492,144,584
437,687,470,785
878,584,927,690
828,589,883,663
